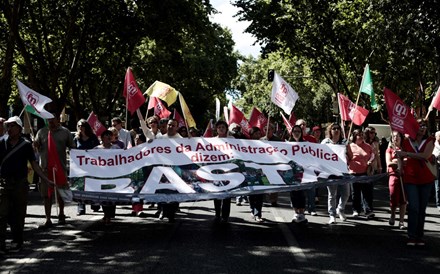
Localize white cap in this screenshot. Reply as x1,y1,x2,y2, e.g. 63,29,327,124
5,116,23,129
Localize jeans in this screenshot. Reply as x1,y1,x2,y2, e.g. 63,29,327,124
290,190,306,209
306,185,316,213
327,183,350,217
249,194,264,218
404,183,433,239
214,198,231,219
352,182,373,213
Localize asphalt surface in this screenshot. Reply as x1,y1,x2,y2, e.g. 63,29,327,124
1,180,440,274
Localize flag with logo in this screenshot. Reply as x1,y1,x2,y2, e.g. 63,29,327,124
144,81,179,106
337,93,369,126
16,79,54,119
289,112,297,126
173,109,186,128
271,72,299,114
178,93,197,129
47,131,68,197
147,97,171,119
248,107,268,134
123,68,145,115
359,64,377,110
428,85,440,111
229,104,250,138
87,111,106,137
384,88,419,139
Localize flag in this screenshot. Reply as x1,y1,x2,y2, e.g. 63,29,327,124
87,111,106,137
248,107,268,134
337,93,369,126
271,72,299,114
178,93,197,129
359,64,377,109
215,98,221,121
123,68,145,115
289,112,297,127
148,97,171,119
173,109,186,128
384,88,419,139
16,79,54,119
429,85,440,111
280,112,293,134
47,131,68,197
203,119,214,137
229,104,250,138
144,81,179,106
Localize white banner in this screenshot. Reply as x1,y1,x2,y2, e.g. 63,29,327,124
70,138,350,203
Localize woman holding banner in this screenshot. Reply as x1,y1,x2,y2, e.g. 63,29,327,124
74,119,100,215
347,129,374,218
386,131,406,229
321,123,349,224
248,127,265,222
288,125,308,224
396,119,435,246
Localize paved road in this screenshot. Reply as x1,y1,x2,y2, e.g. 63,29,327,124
1,182,440,273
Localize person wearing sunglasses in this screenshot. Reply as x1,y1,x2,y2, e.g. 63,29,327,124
321,123,349,224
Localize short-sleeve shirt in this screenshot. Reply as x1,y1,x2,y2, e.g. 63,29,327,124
0,137,36,181
35,126,75,171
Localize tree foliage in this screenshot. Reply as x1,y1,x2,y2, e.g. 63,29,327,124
233,0,440,123
0,0,239,128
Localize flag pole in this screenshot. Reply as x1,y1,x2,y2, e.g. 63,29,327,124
347,64,368,141
265,114,271,139
145,97,150,121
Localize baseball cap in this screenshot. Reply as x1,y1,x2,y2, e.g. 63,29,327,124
5,116,23,129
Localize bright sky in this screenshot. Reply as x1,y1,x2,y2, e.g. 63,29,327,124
210,0,261,58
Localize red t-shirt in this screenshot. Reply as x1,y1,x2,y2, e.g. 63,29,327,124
401,136,435,184
348,142,373,174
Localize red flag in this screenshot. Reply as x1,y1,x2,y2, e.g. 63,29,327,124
228,104,250,138
281,112,293,134
123,68,145,115
248,107,268,134
384,88,419,139
289,112,297,126
429,86,440,111
337,93,369,125
173,109,186,128
203,119,214,137
87,111,106,137
47,131,68,197
148,97,171,119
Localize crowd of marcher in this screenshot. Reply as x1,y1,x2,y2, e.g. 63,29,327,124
1,112,440,256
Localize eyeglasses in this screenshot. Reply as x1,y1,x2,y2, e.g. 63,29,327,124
293,130,301,133
331,127,341,131
419,125,427,128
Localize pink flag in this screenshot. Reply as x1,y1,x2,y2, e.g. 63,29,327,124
148,97,171,119
173,109,186,128
123,68,145,115
248,107,268,135
87,112,106,137
281,112,293,134
203,119,214,137
384,88,419,139
229,104,250,138
337,93,369,126
429,86,440,111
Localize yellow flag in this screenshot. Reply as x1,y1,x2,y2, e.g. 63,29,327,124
144,81,178,106
178,93,196,129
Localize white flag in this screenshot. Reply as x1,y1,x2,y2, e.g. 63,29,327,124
271,72,299,115
16,79,54,119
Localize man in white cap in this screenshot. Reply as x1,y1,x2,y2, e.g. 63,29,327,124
0,116,52,254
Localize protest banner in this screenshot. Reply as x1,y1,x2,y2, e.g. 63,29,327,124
68,138,378,204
